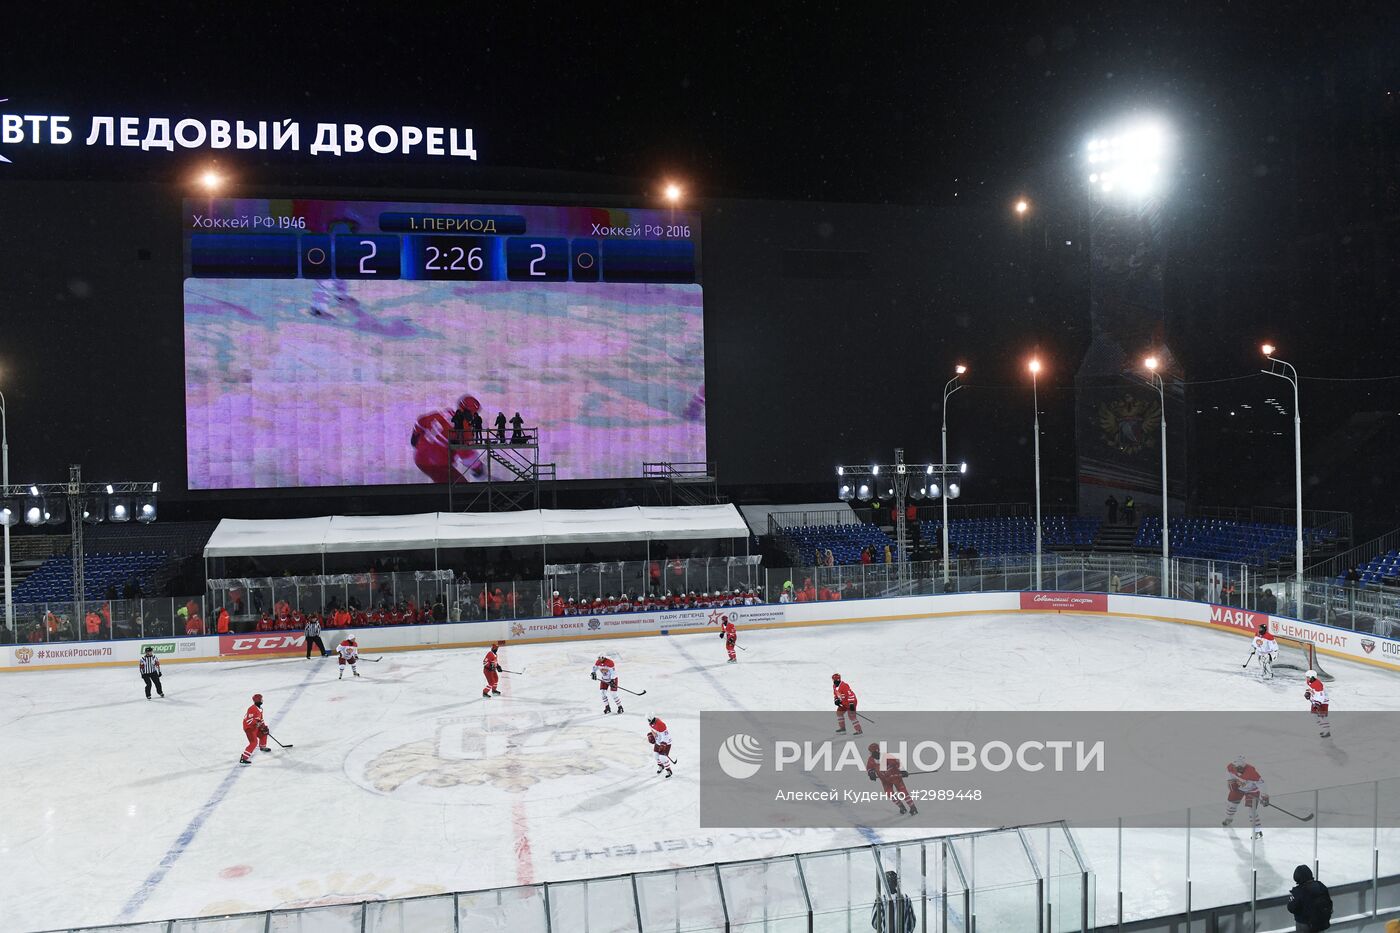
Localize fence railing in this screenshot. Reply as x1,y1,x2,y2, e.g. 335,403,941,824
767,552,1253,607
767,507,861,534
9,552,1399,646
1196,504,1353,546
48,777,1400,933
1308,524,1400,579
543,556,762,602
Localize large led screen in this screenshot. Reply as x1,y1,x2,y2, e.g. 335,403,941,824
182,198,704,489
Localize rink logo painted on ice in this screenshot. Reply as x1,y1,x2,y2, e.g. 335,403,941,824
717,733,764,779
220,633,306,656
1209,605,1265,634
1019,592,1108,613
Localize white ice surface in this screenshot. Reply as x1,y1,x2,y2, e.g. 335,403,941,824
2,611,1398,931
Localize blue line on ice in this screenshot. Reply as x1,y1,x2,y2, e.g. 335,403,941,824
117,662,321,921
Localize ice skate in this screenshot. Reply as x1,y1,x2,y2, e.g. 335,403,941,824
239,757,251,765
664,767,673,778
491,688,501,696
603,706,612,714
897,803,907,815
908,805,919,816
1251,829,1263,840
1221,818,1233,827
260,746,271,753
616,704,623,713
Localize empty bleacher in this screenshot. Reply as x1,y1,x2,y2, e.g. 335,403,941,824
1335,549,1400,589
783,523,895,565
920,516,1101,558
12,551,172,603
1135,517,1336,566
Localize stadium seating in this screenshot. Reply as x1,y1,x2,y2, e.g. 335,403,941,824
12,551,172,603
1333,549,1400,589
781,523,895,565
919,516,1101,558
1135,517,1335,566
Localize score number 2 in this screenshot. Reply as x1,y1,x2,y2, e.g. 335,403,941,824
333,234,400,279
505,237,568,281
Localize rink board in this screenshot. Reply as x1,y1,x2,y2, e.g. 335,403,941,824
5,591,1399,674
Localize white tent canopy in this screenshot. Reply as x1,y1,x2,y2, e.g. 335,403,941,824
203,505,749,559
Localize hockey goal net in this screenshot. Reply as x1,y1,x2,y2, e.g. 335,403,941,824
1271,634,1335,681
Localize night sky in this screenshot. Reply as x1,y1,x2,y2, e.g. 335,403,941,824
4,5,1399,531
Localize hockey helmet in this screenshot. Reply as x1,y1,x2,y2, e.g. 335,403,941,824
647,715,659,725
832,673,841,683
1306,669,1317,679
868,742,880,754
252,693,263,704
456,394,482,414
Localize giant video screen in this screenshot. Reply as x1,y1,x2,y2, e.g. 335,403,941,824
182,198,704,489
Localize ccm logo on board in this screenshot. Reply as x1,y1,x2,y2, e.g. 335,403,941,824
220,633,306,656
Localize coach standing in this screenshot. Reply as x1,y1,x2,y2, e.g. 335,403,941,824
305,615,328,659
139,646,165,699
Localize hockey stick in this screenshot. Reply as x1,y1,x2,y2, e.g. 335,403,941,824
905,768,941,776
266,732,294,749
1265,802,1315,822
617,685,648,696
1242,651,1255,669
857,712,877,725
359,656,383,662
497,668,524,675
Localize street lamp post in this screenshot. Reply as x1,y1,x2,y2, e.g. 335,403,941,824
941,365,967,585
1,388,11,633
1261,344,1304,615
1029,358,1043,589
1144,357,1170,594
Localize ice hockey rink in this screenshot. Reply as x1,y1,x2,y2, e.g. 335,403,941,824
3,610,1399,932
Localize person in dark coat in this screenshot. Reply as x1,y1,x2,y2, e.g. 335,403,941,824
1105,494,1120,525
1286,864,1331,932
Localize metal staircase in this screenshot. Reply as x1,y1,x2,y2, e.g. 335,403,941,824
642,461,719,506
448,426,556,512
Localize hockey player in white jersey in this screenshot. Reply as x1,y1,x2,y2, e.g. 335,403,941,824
337,634,361,679
1252,624,1279,680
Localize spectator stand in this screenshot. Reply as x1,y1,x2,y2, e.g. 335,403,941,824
201,506,752,627
546,555,762,605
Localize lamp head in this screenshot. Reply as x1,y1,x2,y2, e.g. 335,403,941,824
1028,358,1042,375
955,364,967,375
1144,356,1159,372
1261,343,1275,357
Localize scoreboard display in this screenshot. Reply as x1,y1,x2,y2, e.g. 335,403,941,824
182,198,705,490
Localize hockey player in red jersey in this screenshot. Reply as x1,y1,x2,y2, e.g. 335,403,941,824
866,743,918,815
647,715,674,778
719,615,738,662
410,394,486,484
1222,755,1269,838
551,592,566,616
1304,670,1331,737
592,654,622,714
482,642,502,698
833,674,862,734
239,693,270,764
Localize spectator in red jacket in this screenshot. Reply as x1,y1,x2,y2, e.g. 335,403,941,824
216,606,231,635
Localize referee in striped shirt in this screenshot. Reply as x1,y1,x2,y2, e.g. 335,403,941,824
139,646,165,699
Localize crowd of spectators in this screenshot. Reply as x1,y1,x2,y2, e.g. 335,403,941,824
547,586,765,616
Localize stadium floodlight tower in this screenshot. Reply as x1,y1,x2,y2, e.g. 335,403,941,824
1261,343,1304,615
837,449,966,589
1077,116,1183,545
